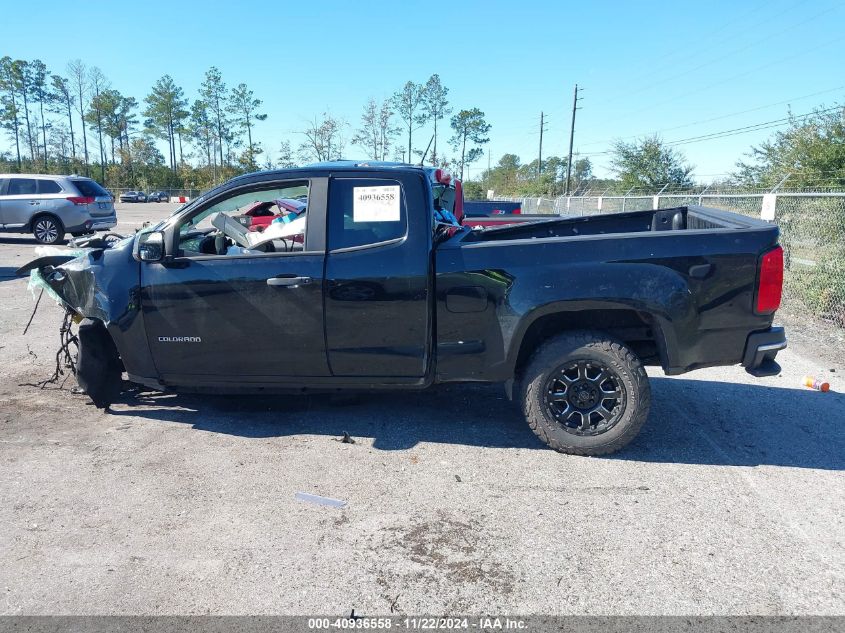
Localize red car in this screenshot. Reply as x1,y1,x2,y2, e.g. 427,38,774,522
237,198,307,231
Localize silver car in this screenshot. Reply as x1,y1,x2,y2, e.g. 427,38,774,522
0,174,117,244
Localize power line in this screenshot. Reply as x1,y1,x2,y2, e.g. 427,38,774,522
667,105,843,146
542,0,818,122
577,85,845,148
577,105,843,156
609,0,806,91
615,32,845,124
617,0,831,99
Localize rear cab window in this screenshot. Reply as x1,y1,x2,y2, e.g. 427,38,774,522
328,178,407,250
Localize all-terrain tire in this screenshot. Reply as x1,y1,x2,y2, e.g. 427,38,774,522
519,330,650,456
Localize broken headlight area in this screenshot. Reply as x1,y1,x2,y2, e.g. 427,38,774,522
18,236,132,407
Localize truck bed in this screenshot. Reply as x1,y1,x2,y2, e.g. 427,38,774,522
435,205,780,382
463,205,761,241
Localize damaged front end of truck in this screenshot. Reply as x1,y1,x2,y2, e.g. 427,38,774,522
17,235,142,409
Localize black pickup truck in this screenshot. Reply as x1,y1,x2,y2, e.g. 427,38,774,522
20,162,786,455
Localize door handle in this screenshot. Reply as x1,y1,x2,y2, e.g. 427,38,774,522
29,201,40,205
266,275,312,287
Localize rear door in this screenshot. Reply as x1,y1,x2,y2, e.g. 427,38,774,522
33,178,66,218
324,171,433,377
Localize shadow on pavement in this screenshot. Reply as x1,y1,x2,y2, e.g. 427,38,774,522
0,237,39,246
109,376,845,470
0,266,23,282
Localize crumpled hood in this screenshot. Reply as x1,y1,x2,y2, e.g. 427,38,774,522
18,237,140,327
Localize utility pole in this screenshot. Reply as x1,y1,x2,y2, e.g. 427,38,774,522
538,111,548,178
565,84,582,195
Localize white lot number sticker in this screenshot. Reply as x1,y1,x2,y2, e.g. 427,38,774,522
353,185,401,222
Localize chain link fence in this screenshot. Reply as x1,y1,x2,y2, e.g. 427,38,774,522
496,191,845,328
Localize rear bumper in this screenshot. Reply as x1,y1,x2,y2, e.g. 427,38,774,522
65,215,117,233
742,326,787,377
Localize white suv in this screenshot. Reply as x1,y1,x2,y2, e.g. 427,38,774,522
0,174,117,244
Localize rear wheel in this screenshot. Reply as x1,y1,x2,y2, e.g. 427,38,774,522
32,214,65,244
519,331,650,456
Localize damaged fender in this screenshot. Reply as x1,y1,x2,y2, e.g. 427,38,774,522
18,236,155,403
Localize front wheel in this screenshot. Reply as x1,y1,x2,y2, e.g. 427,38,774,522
519,331,650,456
74,318,123,409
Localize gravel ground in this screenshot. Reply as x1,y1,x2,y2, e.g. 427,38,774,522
0,203,843,615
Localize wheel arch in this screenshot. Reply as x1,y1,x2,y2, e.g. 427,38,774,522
508,303,671,383
29,211,65,232
29,212,67,244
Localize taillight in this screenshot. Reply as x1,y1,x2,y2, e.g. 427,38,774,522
756,246,783,314
67,196,95,205
513,207,521,214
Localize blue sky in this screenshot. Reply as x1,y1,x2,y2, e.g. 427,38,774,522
3,0,843,181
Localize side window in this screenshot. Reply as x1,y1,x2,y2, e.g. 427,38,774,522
8,178,37,196
37,180,62,194
329,178,407,250
176,181,309,257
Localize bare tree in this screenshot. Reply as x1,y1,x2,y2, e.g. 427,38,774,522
298,113,346,163
67,59,90,174
49,75,76,161
391,81,427,162
377,100,396,161
352,98,397,161
421,74,451,165
277,140,296,168
87,66,110,180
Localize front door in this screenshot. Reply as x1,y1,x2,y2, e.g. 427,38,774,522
141,178,330,382
2,177,39,227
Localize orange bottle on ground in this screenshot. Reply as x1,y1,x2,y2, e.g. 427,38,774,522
802,376,830,392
